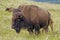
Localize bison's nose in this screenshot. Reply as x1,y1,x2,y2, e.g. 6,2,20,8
16,29,20,33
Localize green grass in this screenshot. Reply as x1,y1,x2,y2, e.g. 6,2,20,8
0,0,60,40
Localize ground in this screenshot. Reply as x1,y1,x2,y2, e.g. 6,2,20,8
0,0,60,40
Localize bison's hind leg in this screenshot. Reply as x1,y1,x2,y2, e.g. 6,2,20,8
43,24,49,33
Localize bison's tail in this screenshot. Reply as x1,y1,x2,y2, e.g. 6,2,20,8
49,19,53,31
48,12,53,31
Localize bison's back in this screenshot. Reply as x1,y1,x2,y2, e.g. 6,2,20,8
20,5,49,24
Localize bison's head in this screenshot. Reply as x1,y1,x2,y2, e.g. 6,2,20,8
12,17,25,33
12,9,25,33
12,18,22,33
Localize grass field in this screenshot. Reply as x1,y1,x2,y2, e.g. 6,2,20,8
0,0,60,40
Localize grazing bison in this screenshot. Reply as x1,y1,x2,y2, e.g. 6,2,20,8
11,9,26,33
18,5,53,34
6,5,53,34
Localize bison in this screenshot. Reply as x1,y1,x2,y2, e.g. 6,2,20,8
18,5,53,34
6,5,53,34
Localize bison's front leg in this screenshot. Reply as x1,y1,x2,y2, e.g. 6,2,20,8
27,24,34,34
34,24,40,34
28,26,34,34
